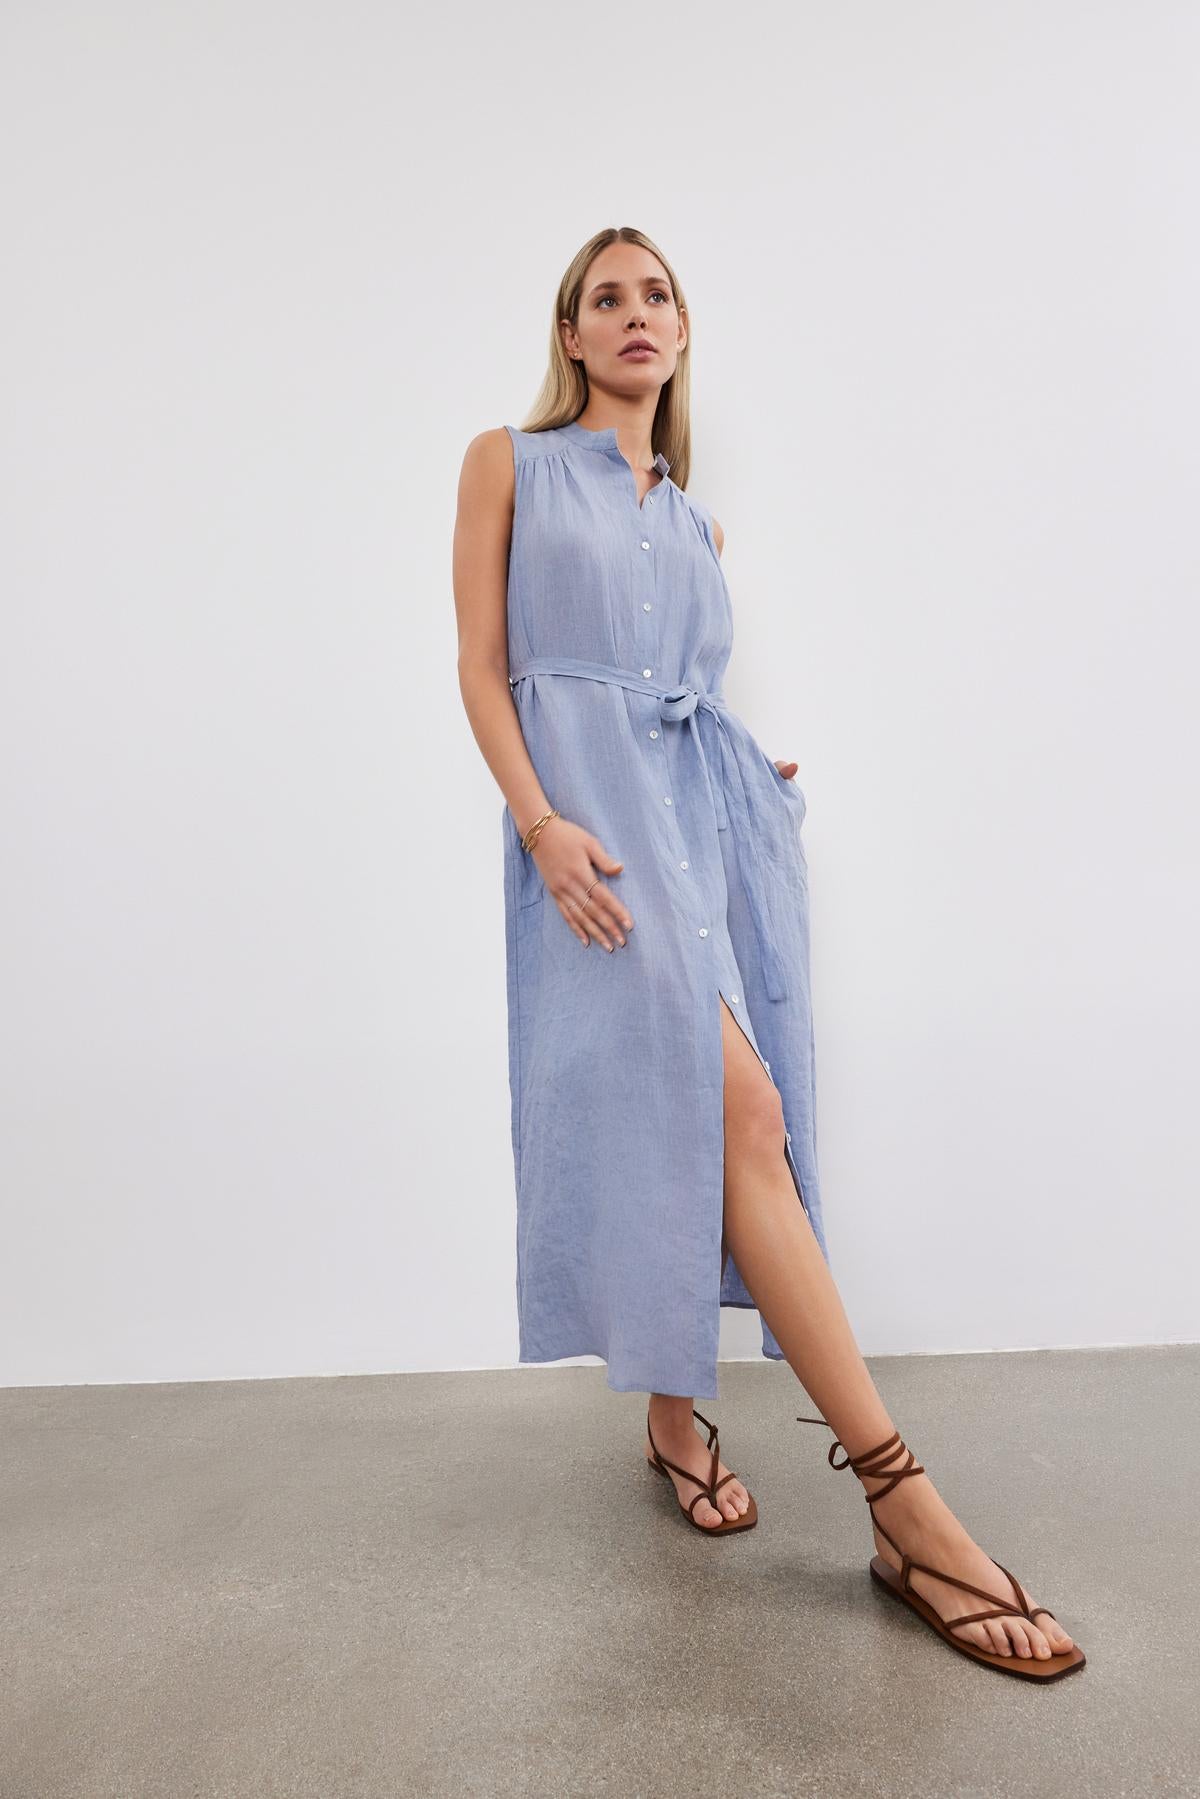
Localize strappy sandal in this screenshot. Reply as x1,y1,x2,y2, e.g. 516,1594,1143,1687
796,1416,1086,1681
645,1406,758,1535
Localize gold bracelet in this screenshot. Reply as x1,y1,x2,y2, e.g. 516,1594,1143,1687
523,810,558,852
520,808,560,853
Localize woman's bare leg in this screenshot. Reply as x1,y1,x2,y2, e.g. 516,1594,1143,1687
716,996,1076,1661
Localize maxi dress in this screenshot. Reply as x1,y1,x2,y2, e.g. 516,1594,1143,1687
501,418,829,1401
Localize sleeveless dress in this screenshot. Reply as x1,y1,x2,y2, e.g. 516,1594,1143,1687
502,418,829,1400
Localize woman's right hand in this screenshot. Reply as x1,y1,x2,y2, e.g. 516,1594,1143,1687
529,816,634,950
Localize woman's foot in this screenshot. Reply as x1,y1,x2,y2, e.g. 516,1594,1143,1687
644,1395,752,1529
863,1464,1077,1660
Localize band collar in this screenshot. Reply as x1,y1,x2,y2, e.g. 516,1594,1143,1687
560,417,671,477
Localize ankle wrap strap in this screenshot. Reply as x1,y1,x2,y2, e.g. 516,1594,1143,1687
797,1416,927,1500
796,1414,928,1561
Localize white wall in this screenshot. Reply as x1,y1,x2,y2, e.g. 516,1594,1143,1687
2,3,1196,1388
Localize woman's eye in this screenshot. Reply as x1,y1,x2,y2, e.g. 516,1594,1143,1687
597,291,671,308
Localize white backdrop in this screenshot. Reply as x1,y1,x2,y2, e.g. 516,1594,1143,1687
2,3,1196,1389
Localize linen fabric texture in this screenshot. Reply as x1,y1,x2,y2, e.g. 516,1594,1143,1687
502,418,828,1400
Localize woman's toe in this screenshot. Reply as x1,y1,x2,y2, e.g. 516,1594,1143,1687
1029,1605,1073,1652
698,1500,724,1528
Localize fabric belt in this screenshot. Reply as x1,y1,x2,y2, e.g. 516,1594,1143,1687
509,655,789,1001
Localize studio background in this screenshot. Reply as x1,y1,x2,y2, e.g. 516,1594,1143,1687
2,3,1196,1390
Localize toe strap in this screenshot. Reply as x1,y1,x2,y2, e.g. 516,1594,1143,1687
648,1408,741,1519
686,1470,737,1517
904,1555,1052,1631
943,1603,1060,1641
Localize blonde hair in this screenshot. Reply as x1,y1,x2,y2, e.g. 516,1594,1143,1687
518,226,694,491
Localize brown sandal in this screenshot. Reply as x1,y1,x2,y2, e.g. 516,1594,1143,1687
797,1416,1086,1681
645,1406,758,1535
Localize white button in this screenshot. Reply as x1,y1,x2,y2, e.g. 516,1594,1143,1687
698,927,709,938
640,540,651,550
642,668,652,677
730,994,739,1004
648,496,655,504
679,859,688,870
764,1060,771,1071
663,795,672,805
649,728,659,739
643,602,652,611
785,1131,792,1143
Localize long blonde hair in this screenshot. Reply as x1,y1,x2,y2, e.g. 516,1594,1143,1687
517,226,694,491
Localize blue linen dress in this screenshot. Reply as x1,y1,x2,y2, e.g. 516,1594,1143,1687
502,417,829,1400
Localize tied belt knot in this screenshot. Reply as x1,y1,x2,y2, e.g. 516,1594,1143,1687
508,655,791,1001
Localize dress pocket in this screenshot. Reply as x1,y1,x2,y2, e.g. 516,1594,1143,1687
754,753,809,886
505,807,548,910
759,749,807,823
518,862,547,910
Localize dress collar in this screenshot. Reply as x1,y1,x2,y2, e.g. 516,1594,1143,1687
560,418,671,477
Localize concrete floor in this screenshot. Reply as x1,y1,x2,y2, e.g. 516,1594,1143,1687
0,1344,1195,1798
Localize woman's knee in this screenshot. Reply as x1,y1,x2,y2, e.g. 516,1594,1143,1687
727,1081,786,1157
723,1056,786,1160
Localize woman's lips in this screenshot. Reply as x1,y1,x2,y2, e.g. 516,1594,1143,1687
620,345,657,359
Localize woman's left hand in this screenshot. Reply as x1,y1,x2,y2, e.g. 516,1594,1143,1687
773,759,799,781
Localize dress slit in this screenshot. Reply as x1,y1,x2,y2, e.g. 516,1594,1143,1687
716,986,813,1224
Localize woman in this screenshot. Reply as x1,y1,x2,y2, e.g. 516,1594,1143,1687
452,226,1084,1682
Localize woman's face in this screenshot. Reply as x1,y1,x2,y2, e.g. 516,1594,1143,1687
562,244,686,395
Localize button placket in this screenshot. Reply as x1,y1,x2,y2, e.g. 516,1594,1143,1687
650,713,696,902
641,671,711,948
635,520,655,666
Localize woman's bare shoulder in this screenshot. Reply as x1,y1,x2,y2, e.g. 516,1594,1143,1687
457,427,516,507
461,425,515,473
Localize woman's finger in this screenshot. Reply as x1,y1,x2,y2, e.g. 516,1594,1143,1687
574,887,618,951
558,898,590,945
558,879,619,951
587,884,632,946
554,884,598,947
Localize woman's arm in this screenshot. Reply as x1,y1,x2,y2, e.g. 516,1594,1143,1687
452,428,552,841
452,428,633,949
